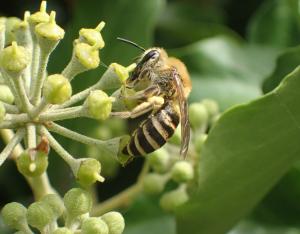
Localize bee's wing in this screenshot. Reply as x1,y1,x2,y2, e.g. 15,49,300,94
173,71,190,158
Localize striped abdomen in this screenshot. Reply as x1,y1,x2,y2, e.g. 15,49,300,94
122,101,179,157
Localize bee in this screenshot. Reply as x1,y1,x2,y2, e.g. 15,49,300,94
113,38,192,158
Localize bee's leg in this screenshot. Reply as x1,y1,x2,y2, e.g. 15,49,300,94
126,85,160,101
111,95,164,119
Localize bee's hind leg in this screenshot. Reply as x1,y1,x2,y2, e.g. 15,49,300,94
111,95,164,119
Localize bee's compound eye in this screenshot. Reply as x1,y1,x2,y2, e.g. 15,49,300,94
150,51,159,60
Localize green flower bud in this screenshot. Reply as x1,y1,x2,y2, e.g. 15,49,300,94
101,211,125,234
142,173,168,195
0,102,6,122
110,63,136,84
188,103,208,129
41,194,64,219
148,148,170,173
27,201,54,231
35,11,64,42
96,63,136,92
5,17,21,45
52,227,73,234
159,187,189,212
0,41,30,74
1,202,27,230
86,90,114,120
16,150,48,177
171,161,194,183
74,42,100,69
87,146,119,178
77,158,105,187
12,12,30,46
194,134,207,153
29,1,49,25
43,74,72,104
79,21,105,48
63,188,92,218
81,217,109,234
201,99,219,118
0,84,15,104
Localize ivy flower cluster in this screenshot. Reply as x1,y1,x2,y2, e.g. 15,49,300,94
0,1,136,194
0,1,221,233
2,188,125,234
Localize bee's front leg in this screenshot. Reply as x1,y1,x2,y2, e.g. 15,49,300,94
111,95,164,119
125,85,161,101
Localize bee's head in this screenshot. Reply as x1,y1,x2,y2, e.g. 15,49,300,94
127,48,167,87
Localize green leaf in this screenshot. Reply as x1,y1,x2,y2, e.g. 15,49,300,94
176,65,300,234
229,220,300,234
247,0,300,47
172,36,279,109
124,196,175,234
263,45,300,93
156,2,239,48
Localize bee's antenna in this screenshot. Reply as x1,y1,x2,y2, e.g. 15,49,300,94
117,37,145,52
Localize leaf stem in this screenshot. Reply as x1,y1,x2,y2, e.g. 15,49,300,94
40,126,80,175
39,106,86,122
26,123,36,148
47,122,105,145
31,50,50,105
0,129,25,166
30,98,49,118
91,161,149,216
13,74,33,112
3,103,19,114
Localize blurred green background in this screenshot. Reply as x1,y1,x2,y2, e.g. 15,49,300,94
1,0,300,233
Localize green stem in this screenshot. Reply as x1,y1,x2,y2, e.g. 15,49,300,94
54,85,94,109
27,173,57,200
31,50,50,105
39,106,86,122
3,113,29,127
13,75,33,112
0,129,25,166
47,122,106,146
29,24,40,91
30,98,49,118
40,126,80,175
91,162,149,216
62,57,85,81
1,70,23,109
26,123,36,148
3,103,19,114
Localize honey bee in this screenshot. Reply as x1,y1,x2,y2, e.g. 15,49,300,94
113,38,192,158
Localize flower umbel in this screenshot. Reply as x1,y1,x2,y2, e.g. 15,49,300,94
0,1,222,233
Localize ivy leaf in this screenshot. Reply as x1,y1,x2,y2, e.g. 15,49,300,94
176,66,300,234
229,220,300,234
247,0,300,47
263,45,300,93
156,1,238,48
124,196,175,234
